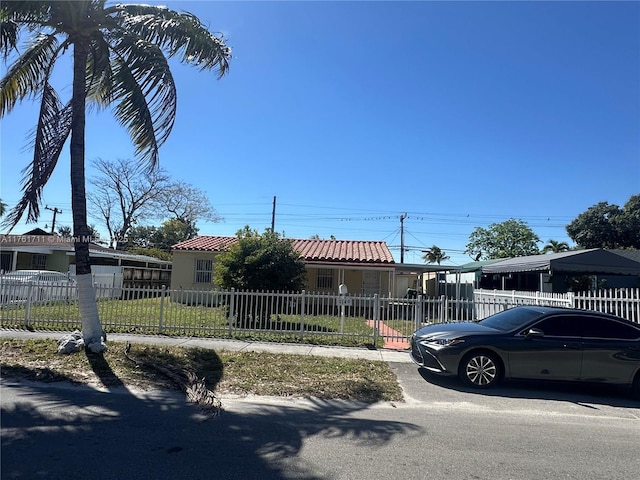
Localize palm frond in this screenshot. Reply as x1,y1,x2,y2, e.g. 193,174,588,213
109,4,231,78
108,31,177,168
0,19,19,58
0,33,59,116
3,82,72,230
85,33,114,107
0,1,54,26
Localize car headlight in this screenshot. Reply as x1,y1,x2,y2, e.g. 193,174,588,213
420,338,465,347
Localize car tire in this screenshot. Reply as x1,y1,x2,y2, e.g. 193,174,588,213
459,351,502,388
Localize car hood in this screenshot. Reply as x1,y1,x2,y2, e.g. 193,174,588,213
413,322,500,339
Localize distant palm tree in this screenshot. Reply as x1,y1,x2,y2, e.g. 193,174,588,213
0,198,6,217
1,1,230,352
422,245,450,265
541,239,571,254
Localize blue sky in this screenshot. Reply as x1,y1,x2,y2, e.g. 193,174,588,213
1,0,639,265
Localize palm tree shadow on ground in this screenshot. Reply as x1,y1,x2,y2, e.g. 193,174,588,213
83,343,225,415
1,373,422,480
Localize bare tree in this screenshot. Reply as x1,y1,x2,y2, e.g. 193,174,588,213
159,181,222,225
88,158,170,248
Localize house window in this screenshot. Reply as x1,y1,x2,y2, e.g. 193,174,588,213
194,258,213,284
31,254,47,269
316,268,334,290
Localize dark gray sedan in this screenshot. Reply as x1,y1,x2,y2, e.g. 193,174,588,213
410,306,640,397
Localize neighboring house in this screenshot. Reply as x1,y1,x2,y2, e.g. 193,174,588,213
480,249,640,293
1,229,74,273
171,236,398,296
1,230,171,288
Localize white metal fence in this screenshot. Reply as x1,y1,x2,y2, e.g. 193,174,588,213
472,289,574,320
574,288,640,324
1,284,638,347
473,288,640,324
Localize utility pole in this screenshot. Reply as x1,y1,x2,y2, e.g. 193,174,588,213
271,196,276,231
45,205,62,234
400,213,407,263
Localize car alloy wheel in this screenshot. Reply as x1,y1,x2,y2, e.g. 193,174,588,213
460,352,501,388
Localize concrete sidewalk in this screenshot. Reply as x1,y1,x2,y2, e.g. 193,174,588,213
0,329,412,363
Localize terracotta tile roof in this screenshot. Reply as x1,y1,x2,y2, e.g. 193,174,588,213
172,236,395,264
171,236,237,252
291,239,395,264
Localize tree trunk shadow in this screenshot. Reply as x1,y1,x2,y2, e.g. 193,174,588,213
84,349,127,390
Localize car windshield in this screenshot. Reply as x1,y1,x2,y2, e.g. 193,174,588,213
479,308,545,332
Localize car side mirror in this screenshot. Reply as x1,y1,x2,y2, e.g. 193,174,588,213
525,328,544,339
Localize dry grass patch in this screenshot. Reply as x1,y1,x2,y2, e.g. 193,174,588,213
0,339,403,403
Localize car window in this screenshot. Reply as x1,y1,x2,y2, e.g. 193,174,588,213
531,315,582,337
580,316,640,340
479,308,545,331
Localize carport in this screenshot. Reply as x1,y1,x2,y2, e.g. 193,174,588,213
392,263,463,298
481,249,640,292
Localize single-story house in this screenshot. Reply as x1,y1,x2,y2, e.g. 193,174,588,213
1,230,172,288
481,249,640,292
171,236,397,296
170,235,462,298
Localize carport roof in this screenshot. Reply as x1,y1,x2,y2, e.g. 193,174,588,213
482,249,640,275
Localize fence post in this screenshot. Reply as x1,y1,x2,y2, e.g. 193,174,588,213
299,290,306,341
415,296,422,332
158,285,166,334
24,282,34,329
440,295,447,323
567,291,575,309
373,294,379,348
228,288,235,335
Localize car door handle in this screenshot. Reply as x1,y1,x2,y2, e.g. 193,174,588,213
563,343,581,349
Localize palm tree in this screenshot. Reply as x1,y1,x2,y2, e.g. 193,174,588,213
0,198,6,217
1,1,230,352
422,245,450,265
541,239,571,254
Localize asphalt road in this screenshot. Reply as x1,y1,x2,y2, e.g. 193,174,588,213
2,363,639,480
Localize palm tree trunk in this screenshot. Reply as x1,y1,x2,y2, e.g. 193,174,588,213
71,40,105,353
